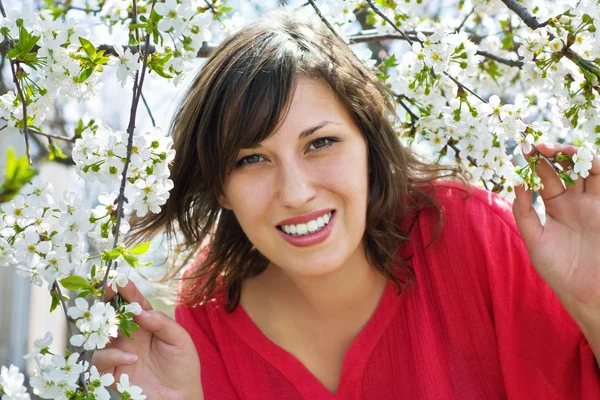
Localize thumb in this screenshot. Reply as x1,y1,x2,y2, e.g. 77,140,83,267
512,184,543,250
135,310,189,347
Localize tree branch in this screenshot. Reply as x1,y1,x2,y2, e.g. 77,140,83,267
29,129,76,143
476,50,523,68
101,0,159,290
348,32,524,68
500,0,542,30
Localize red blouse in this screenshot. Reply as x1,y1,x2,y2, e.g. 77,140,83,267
174,181,600,399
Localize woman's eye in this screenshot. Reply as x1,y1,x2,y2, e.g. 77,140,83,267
236,154,264,167
308,137,336,151
236,137,337,169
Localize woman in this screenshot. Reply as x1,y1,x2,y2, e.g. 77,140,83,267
93,9,600,400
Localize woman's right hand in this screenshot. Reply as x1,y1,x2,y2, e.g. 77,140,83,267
92,280,203,400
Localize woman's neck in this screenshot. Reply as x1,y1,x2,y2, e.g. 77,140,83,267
241,252,389,324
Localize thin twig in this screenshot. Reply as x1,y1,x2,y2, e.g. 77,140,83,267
397,97,418,122
67,5,101,13
456,8,474,33
306,0,348,46
365,0,415,45
141,91,156,127
8,61,32,165
0,0,32,165
53,283,89,396
53,283,74,340
443,72,487,103
204,0,217,14
29,129,77,143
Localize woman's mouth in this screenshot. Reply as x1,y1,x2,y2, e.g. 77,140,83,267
276,211,336,247
277,210,334,236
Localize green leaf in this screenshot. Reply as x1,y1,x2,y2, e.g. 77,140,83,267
119,319,140,340
123,254,138,268
59,275,89,291
79,37,97,59
559,171,576,187
6,48,19,59
106,248,123,260
0,147,37,203
78,67,93,83
50,289,60,313
128,241,151,255
48,141,67,161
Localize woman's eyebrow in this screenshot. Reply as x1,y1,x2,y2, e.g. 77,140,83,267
246,121,340,150
298,120,339,140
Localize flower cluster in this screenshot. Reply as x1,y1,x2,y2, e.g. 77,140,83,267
0,178,91,288
67,298,120,351
67,298,142,351
22,330,143,399
71,125,174,246
29,353,87,399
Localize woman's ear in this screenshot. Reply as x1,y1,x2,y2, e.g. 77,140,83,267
217,193,232,210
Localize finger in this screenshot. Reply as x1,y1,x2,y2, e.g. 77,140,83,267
136,310,189,347
512,184,544,251
104,280,153,312
524,143,568,200
535,142,584,194
91,348,138,375
584,152,600,195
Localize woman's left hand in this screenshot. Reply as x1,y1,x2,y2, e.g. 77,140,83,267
512,141,600,311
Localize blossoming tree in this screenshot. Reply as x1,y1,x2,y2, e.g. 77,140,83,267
0,0,599,398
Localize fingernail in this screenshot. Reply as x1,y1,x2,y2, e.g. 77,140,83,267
140,310,152,318
124,353,138,363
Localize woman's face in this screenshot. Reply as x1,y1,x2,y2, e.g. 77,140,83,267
220,77,371,278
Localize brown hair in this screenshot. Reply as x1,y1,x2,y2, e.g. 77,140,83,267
128,9,469,311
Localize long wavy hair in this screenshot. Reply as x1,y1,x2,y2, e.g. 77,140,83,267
127,9,469,312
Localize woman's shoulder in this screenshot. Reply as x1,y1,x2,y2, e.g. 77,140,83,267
428,179,519,233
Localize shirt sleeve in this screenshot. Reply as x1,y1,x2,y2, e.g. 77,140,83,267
456,186,600,399
174,304,240,400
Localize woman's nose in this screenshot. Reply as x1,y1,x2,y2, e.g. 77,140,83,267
277,161,317,209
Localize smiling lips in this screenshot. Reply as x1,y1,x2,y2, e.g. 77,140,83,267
276,210,336,247
279,211,333,236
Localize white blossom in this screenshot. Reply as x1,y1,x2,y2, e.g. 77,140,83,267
117,374,146,400
0,365,30,400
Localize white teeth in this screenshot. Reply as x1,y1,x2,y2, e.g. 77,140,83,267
297,224,308,235
279,211,334,237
